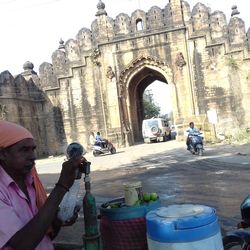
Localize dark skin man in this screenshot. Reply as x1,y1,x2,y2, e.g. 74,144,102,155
0,138,83,250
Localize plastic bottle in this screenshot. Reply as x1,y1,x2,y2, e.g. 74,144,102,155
57,177,81,222
57,142,86,223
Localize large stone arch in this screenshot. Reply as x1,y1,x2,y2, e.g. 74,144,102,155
30,0,250,153
118,55,174,145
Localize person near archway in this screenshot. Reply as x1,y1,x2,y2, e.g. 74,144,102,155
186,122,199,150
0,120,83,250
95,131,106,148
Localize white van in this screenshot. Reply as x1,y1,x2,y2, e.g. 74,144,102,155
142,118,171,143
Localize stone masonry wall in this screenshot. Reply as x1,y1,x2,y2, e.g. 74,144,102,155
36,0,250,147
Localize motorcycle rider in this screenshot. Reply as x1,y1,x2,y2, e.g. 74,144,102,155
95,132,106,148
186,122,199,150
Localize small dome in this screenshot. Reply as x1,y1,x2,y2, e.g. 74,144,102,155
23,61,34,71
231,5,240,17
58,38,65,49
97,0,105,10
96,0,107,16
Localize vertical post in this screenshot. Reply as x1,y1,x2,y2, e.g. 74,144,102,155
82,162,102,250
213,123,217,142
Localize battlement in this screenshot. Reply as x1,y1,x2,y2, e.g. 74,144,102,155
39,0,249,78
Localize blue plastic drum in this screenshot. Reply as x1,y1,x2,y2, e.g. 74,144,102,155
146,204,223,250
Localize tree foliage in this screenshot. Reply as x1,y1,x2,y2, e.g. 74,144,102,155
143,91,161,119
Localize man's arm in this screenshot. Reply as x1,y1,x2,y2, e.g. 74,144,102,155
7,157,82,250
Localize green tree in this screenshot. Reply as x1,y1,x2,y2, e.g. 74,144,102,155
143,91,161,119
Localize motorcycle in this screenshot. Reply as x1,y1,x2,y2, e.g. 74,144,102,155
188,132,204,156
92,139,116,157
223,196,250,249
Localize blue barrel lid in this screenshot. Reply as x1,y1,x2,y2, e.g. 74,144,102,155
146,204,221,243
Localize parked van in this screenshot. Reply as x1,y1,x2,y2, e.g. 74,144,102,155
142,118,171,143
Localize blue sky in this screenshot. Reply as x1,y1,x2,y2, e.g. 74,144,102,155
0,0,249,75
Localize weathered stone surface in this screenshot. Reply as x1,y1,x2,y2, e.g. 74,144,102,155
1,0,250,156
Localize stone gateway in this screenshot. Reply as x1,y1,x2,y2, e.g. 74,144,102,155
0,0,250,156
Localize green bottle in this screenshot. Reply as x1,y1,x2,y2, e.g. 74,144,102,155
83,181,102,250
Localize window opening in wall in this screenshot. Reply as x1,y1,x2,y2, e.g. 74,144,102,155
136,18,143,31
116,43,119,50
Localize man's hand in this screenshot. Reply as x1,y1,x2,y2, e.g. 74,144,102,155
51,205,81,239
61,205,81,227
58,157,83,190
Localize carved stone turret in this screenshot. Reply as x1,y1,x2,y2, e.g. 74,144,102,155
96,0,107,16
21,61,37,77
58,38,65,50
231,5,240,17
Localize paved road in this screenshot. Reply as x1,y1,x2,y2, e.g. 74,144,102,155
35,140,250,248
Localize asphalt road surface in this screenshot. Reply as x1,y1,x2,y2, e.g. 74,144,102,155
36,140,250,247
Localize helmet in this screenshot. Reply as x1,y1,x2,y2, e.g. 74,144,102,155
66,142,86,159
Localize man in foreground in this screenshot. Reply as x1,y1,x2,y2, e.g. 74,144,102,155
0,120,83,250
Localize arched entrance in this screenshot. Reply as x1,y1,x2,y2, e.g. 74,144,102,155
118,56,174,144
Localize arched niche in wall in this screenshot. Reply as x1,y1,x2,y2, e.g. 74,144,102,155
228,17,246,46
147,6,164,30
65,39,81,63
76,28,92,52
39,62,58,90
52,49,67,75
131,9,147,33
210,11,227,42
191,3,210,32
114,13,131,36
